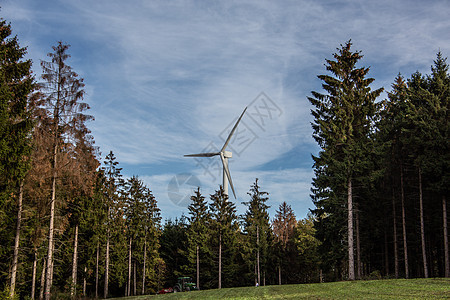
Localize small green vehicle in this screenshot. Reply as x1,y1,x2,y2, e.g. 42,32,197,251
173,276,197,292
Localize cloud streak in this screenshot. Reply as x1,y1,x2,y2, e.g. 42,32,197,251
3,0,450,220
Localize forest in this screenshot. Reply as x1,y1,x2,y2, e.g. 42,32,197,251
0,18,448,300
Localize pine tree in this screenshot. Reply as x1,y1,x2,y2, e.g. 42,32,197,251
272,201,296,284
102,150,123,298
209,186,239,289
424,52,450,277
242,179,271,286
378,74,411,278
0,18,36,298
186,187,211,290
308,41,383,280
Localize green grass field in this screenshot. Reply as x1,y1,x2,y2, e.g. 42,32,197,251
113,278,450,299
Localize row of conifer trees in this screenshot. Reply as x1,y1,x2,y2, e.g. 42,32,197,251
309,41,449,281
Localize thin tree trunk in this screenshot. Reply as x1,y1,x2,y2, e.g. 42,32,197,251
31,249,37,300
83,266,87,297
71,224,79,298
10,181,24,298
142,239,147,295
104,207,110,299
96,240,99,298
355,206,361,279
443,195,449,278
384,229,389,276
128,237,132,296
218,233,222,289
196,245,200,290
347,177,355,280
257,225,260,285
418,167,428,278
45,141,58,300
133,261,136,296
39,259,46,300
400,166,409,279
278,265,281,285
392,189,399,278
48,238,55,294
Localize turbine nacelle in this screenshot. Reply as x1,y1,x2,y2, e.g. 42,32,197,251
223,150,232,158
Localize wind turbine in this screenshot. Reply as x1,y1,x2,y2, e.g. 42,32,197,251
184,107,247,199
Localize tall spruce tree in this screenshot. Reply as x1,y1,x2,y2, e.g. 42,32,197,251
186,187,211,290
378,74,411,278
242,179,271,286
209,186,239,289
0,18,36,298
102,150,123,298
423,53,449,277
309,41,383,280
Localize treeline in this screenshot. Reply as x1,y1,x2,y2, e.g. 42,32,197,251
310,41,449,281
0,19,319,299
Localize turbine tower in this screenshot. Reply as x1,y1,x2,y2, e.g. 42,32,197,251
184,107,247,199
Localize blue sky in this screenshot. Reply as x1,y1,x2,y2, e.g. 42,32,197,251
3,0,450,221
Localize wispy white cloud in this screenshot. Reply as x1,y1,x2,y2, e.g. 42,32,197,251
3,0,450,220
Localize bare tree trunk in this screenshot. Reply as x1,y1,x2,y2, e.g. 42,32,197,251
96,241,99,299
218,233,222,289
39,259,46,300
384,229,389,276
355,206,361,279
71,224,79,298
31,249,37,300
142,239,147,295
347,177,355,280
10,181,24,298
392,189,399,278
133,261,136,296
83,266,86,297
196,245,200,290
278,265,281,285
443,195,449,278
48,238,55,294
400,166,409,279
257,225,260,285
45,142,58,300
104,207,110,299
418,168,428,278
128,237,132,296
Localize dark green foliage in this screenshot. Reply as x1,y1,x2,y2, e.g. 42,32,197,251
0,18,36,296
159,217,189,288
185,187,213,290
309,40,383,280
209,186,240,288
242,179,272,286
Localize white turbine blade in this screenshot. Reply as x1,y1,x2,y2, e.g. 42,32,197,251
221,107,248,152
184,152,220,157
220,152,236,199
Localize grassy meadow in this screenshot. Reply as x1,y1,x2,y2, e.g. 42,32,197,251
112,278,450,299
